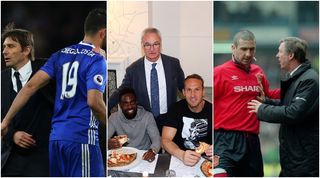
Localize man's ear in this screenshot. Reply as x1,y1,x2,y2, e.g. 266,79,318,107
231,44,237,54
288,53,294,60
99,28,106,39
182,88,186,97
23,46,31,57
231,44,236,50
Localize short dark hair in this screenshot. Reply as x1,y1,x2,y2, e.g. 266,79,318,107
118,87,137,102
279,37,308,63
2,23,34,61
84,8,106,36
233,30,256,46
184,74,204,88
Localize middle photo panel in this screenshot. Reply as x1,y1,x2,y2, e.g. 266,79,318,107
107,1,213,177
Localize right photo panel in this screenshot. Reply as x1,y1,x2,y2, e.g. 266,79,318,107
213,1,319,177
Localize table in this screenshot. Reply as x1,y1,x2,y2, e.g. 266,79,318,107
108,152,170,177
107,152,206,177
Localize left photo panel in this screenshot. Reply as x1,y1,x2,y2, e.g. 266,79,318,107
1,1,107,177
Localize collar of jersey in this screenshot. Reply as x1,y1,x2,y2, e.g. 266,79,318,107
79,41,95,49
232,55,251,73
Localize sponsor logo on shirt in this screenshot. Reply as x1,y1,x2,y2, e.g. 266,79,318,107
234,85,259,92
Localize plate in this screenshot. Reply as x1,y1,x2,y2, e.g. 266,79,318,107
107,147,142,171
200,159,213,177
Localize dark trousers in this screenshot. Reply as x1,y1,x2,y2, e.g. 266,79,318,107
214,130,264,177
2,148,49,177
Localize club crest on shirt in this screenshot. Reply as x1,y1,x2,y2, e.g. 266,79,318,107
231,75,239,80
93,74,104,86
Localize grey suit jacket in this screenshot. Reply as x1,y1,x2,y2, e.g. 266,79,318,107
108,54,185,113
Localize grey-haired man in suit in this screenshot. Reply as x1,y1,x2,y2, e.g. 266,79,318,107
108,27,185,133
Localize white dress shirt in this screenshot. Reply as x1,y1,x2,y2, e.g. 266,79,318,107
11,60,32,93
290,64,302,77
144,56,168,114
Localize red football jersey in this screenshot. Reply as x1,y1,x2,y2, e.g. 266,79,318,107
214,60,279,134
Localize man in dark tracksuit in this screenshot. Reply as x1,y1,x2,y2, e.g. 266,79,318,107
248,37,319,177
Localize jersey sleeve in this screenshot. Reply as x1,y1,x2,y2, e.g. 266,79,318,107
40,52,59,78
86,56,107,93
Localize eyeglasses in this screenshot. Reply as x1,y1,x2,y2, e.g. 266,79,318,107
143,43,160,49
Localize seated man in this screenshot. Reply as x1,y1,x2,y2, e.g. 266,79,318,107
108,87,161,162
162,74,212,166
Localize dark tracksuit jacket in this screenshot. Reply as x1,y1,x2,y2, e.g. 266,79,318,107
258,61,319,177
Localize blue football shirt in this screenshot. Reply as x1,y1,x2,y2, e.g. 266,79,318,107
41,41,106,145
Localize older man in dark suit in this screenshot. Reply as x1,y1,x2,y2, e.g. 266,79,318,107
108,27,185,133
1,25,54,176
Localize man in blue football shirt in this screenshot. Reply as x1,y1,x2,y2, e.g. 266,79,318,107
1,8,106,177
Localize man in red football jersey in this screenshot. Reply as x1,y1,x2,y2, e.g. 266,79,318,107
214,30,279,177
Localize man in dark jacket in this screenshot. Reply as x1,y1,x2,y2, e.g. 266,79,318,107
1,25,55,176
248,37,319,177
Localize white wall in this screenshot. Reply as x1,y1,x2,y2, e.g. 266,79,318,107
150,1,212,87
107,1,213,87
107,1,148,61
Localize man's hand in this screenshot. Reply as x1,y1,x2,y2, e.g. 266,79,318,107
13,131,36,149
108,138,121,150
205,145,212,157
1,121,9,139
182,150,201,166
248,99,262,113
256,85,266,102
256,73,266,102
142,149,156,162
